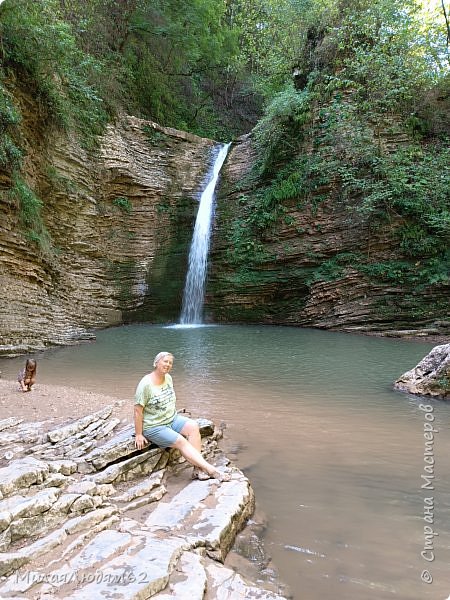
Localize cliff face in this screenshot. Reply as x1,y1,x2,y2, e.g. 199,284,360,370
207,135,450,336
0,87,214,356
1,88,448,358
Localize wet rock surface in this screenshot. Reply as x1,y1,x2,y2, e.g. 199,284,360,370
395,343,450,399
0,407,289,599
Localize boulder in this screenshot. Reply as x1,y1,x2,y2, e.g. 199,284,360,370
0,457,50,497
394,343,450,398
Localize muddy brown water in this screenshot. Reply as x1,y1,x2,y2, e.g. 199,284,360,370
1,324,449,600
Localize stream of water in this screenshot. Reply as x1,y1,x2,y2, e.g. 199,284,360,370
180,143,230,325
1,324,449,600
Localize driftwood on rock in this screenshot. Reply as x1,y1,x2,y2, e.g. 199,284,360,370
394,343,450,399
0,406,289,599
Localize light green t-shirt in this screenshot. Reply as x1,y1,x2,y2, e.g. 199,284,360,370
135,373,177,429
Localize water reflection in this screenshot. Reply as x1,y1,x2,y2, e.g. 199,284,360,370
0,325,449,600
165,324,217,385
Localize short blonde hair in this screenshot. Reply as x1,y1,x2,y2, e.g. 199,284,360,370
153,352,174,367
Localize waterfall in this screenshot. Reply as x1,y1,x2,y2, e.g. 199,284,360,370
179,142,230,325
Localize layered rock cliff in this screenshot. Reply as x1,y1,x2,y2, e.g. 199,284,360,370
1,84,448,357
0,86,215,356
207,134,450,335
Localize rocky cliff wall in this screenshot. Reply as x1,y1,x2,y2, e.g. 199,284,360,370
1,86,448,357
0,87,215,356
207,135,450,336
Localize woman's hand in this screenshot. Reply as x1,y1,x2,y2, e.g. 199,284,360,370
134,405,148,449
135,433,148,450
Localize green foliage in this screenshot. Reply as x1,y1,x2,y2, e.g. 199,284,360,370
10,173,53,255
0,84,19,128
227,0,320,99
251,0,449,165
0,131,22,169
0,81,22,169
142,125,169,146
112,0,244,137
1,0,100,140
1,0,447,142
358,254,450,286
224,161,320,267
328,1,438,109
225,210,272,267
156,201,171,214
241,3,450,289
253,84,312,173
12,175,42,228
46,166,78,194
306,251,450,289
0,0,108,142
112,196,132,214
306,252,362,284
357,145,450,259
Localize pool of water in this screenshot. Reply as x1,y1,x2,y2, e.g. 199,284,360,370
1,324,449,600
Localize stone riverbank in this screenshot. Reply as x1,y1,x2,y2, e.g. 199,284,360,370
0,381,290,599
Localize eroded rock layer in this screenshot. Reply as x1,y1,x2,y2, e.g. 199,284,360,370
207,135,450,335
0,90,214,355
1,84,448,355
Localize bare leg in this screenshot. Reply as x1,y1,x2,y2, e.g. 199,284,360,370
171,436,215,474
171,436,230,481
179,421,205,479
180,420,202,452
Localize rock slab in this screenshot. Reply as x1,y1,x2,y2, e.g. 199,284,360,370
394,343,450,399
0,408,288,599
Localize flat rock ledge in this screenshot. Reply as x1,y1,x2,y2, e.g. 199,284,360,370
0,408,288,599
394,343,450,399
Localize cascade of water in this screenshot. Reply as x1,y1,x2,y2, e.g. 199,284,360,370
179,142,231,325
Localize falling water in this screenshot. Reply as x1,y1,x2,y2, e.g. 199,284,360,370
179,142,231,325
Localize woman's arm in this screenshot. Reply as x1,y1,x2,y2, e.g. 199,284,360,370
134,404,148,449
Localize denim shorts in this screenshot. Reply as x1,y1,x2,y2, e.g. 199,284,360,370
143,413,192,448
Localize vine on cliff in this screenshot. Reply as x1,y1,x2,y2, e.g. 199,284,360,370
0,81,22,170
10,174,53,257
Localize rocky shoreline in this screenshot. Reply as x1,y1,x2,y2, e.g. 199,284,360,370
0,382,290,599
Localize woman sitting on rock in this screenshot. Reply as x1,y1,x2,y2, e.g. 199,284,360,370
133,351,231,482
17,358,37,392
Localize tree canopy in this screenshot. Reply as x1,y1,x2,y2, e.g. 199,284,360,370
0,0,448,306
0,0,448,142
